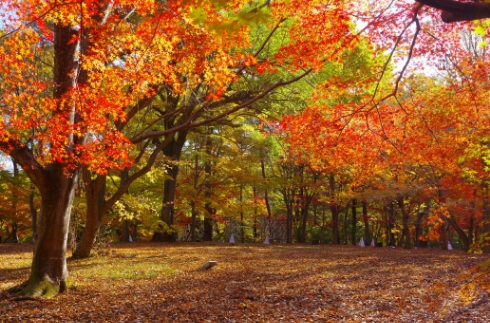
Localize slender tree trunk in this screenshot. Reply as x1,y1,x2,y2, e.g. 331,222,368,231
73,171,106,258
331,203,340,244
440,221,449,250
253,185,258,239
320,202,326,244
342,202,349,244
448,212,470,250
397,197,412,249
152,132,188,242
122,220,131,242
286,195,293,243
240,185,244,243
260,157,272,236
362,200,370,244
153,164,179,242
469,209,474,248
329,174,340,244
388,202,395,247
415,204,428,248
482,196,490,254
300,189,307,243
203,132,213,241
351,199,357,245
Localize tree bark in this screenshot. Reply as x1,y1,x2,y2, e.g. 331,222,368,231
397,197,412,249
73,171,106,258
362,200,371,245
387,202,396,247
351,199,357,245
29,185,38,243
329,174,340,244
153,132,188,242
483,196,490,254
416,0,490,23
20,166,79,297
260,156,272,237
203,132,214,241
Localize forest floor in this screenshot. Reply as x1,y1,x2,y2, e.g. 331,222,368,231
0,242,489,322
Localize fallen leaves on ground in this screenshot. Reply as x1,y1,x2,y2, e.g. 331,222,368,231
0,243,489,322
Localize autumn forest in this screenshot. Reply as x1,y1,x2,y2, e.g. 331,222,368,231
0,0,490,320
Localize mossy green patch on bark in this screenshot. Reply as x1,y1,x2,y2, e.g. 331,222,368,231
20,275,61,298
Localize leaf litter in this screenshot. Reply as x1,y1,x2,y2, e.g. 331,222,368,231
0,243,489,322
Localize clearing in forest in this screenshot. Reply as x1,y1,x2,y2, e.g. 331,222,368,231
0,243,489,322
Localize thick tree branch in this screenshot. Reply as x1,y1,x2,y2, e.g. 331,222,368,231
130,69,313,143
417,0,490,22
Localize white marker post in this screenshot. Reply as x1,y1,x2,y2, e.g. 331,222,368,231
358,237,365,247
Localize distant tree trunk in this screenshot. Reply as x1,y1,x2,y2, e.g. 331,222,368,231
320,202,326,244
448,212,470,250
240,185,245,243
203,132,213,241
153,164,179,242
387,202,395,247
351,199,357,245
329,174,340,244
483,196,490,254
190,153,200,241
286,197,294,243
397,197,412,249
152,131,188,242
440,221,449,250
260,157,272,236
121,220,131,242
253,185,258,239
300,188,308,243
342,202,348,244
362,200,370,244
9,222,19,244
415,204,428,248
133,223,139,242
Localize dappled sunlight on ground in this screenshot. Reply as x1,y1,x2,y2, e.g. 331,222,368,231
0,243,489,322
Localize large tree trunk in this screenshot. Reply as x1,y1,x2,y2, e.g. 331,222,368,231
21,167,79,297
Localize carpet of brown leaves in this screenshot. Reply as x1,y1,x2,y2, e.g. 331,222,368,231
0,243,489,322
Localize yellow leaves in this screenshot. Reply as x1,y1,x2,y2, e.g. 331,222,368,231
190,6,208,25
